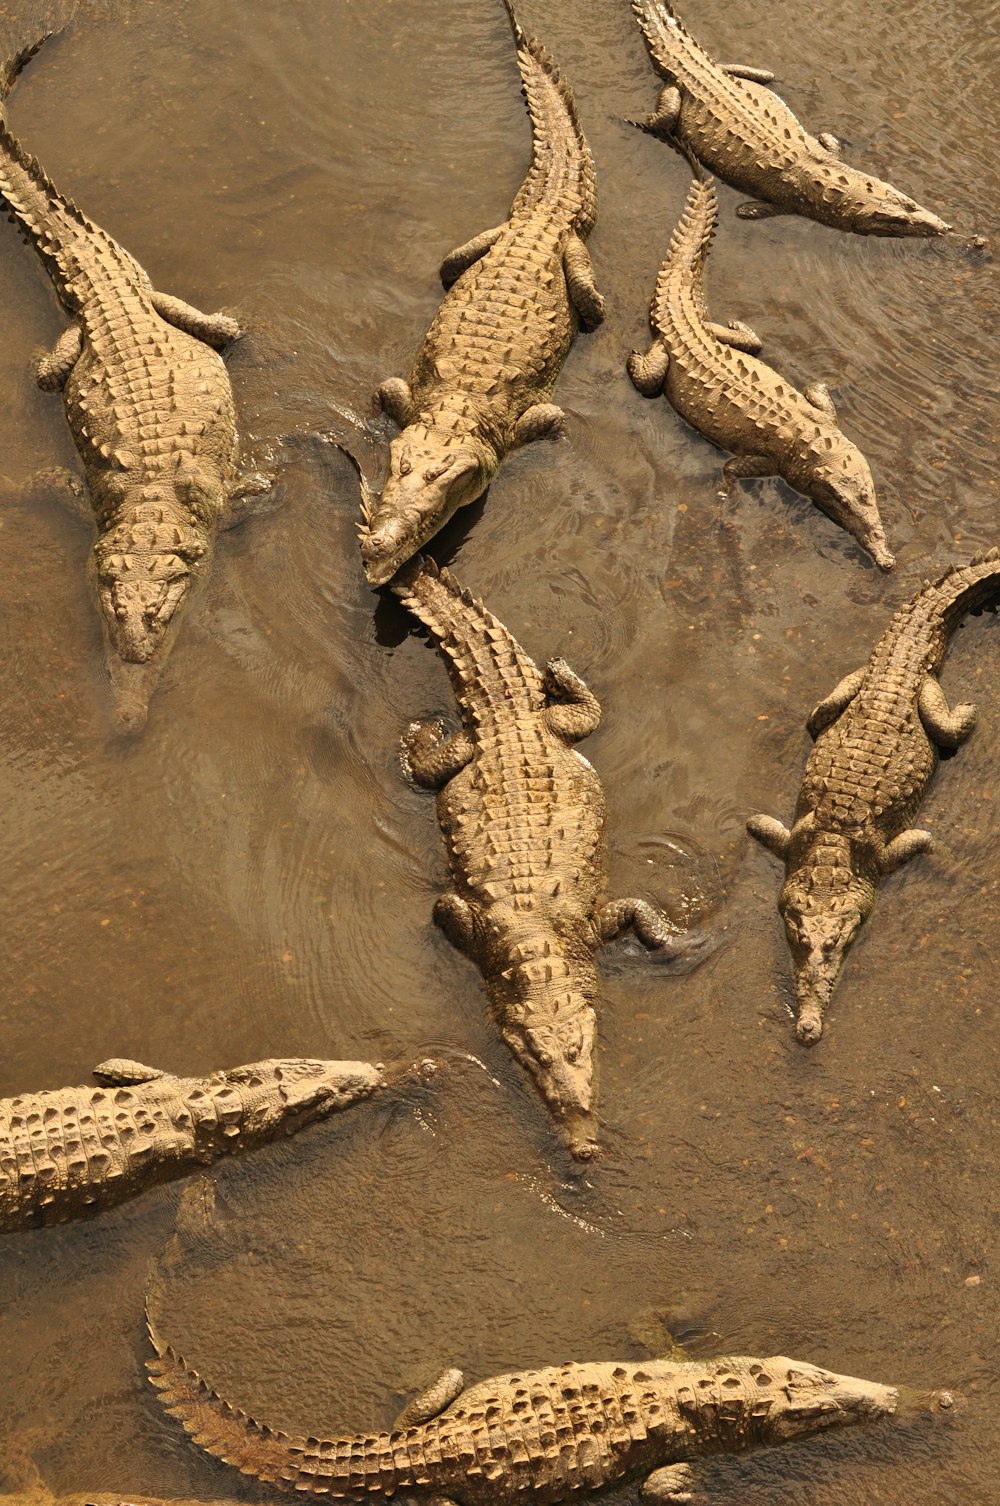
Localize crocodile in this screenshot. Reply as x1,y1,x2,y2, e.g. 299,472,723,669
0,1056,385,1232
0,35,268,732
629,0,950,237
627,170,894,570
360,0,605,587
392,558,702,1162
146,1283,955,1506
748,549,1000,1043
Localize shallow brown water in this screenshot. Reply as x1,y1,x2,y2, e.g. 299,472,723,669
0,0,997,1500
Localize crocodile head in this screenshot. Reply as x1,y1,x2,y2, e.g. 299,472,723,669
752,1357,899,1443
806,453,895,572
848,179,951,238
360,428,497,587
219,1059,386,1137
778,874,874,1043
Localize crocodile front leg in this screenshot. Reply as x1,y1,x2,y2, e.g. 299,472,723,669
746,813,791,857
642,1463,701,1505
735,200,792,220
597,898,694,957
708,319,762,355
375,377,415,427
36,324,83,390
717,63,776,85
563,233,606,328
918,675,977,749
512,402,564,448
818,131,842,154
542,657,602,740
394,1367,465,1427
806,667,866,738
718,454,773,495
627,341,670,397
880,829,934,873
403,720,474,788
440,225,504,287
150,291,241,347
434,892,477,952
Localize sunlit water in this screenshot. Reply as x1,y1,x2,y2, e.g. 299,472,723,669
0,0,996,1500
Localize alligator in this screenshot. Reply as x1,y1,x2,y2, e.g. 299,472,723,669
0,35,269,731
146,1279,955,1506
627,170,894,570
748,549,1000,1043
0,1056,385,1232
360,0,605,587
629,0,950,237
392,559,702,1162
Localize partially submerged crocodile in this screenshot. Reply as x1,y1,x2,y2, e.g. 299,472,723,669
748,549,1000,1043
361,0,604,586
0,1056,384,1231
0,35,267,731
628,171,894,569
393,559,701,1162
147,1282,955,1504
630,0,950,236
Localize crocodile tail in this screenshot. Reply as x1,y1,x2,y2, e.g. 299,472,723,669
631,0,694,75
650,172,717,331
146,1264,344,1492
393,556,546,710
0,33,51,103
915,547,1000,633
502,1,597,233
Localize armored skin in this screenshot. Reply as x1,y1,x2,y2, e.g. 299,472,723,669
0,1057,385,1232
0,37,267,731
627,172,893,570
748,550,1000,1043
361,1,604,587
630,0,950,237
146,1294,955,1505
393,559,700,1162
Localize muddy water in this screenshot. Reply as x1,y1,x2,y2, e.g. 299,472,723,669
0,0,996,1499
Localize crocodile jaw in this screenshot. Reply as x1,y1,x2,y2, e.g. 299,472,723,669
501,997,599,1163
807,462,895,572
360,435,495,587
861,193,951,238
782,902,865,1044
760,1357,899,1442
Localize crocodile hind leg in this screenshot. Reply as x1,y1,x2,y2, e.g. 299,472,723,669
563,233,606,328
806,667,866,738
707,319,762,355
403,720,474,788
375,377,415,427
150,292,241,347
440,225,504,287
717,63,776,84
718,454,773,496
394,1368,465,1428
880,829,934,873
746,813,791,857
804,381,838,422
36,324,82,390
597,898,697,959
642,1463,701,1504
542,658,602,740
627,342,670,397
512,403,564,448
637,83,681,135
918,675,977,749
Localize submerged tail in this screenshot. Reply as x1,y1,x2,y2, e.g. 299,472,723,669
650,171,717,331
393,557,546,713
0,32,51,104
501,0,597,232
